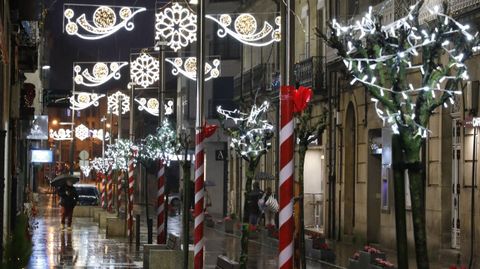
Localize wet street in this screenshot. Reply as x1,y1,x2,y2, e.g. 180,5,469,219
28,193,338,268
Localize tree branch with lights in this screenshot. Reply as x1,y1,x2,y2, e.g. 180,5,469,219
217,101,274,268
317,1,479,268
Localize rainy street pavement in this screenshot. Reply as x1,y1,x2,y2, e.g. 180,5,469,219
28,192,339,268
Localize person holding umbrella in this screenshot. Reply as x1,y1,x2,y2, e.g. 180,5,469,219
57,179,78,230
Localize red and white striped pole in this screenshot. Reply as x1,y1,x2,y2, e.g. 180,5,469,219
107,167,113,212
117,171,123,212
157,160,166,244
99,172,106,209
194,129,205,269
127,157,135,242
279,86,294,269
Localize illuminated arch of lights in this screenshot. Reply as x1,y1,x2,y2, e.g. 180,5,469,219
135,98,174,116
49,128,73,141
165,57,221,81
63,5,146,40
69,92,106,111
74,62,128,87
205,13,281,47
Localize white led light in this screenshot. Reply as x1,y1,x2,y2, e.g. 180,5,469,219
91,157,112,174
75,124,90,141
63,5,146,40
105,139,138,171
155,2,197,52
91,129,110,141
165,57,221,81
69,92,106,111
80,164,92,177
107,91,130,116
140,119,177,165
130,53,160,88
135,98,174,117
49,128,73,141
74,62,128,87
206,14,281,47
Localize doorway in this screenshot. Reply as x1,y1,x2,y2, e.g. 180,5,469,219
367,129,382,243
344,102,356,235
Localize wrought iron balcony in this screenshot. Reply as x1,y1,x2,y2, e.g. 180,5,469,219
293,56,326,95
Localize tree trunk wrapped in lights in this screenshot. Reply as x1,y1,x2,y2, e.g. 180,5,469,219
292,87,328,269
217,101,274,269
317,1,479,268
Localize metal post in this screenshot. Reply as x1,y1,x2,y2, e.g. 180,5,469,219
0,130,6,263
118,95,122,140
194,0,206,268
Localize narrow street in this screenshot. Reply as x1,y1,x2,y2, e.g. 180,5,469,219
27,192,339,268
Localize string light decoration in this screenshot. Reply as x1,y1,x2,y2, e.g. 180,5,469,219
320,2,480,268
217,101,274,158
165,57,221,81
130,52,160,88
80,164,92,177
154,2,197,52
105,139,138,171
74,62,128,87
49,128,73,141
63,5,146,40
74,124,90,141
91,129,110,141
206,13,281,47
91,157,112,174
107,91,130,115
139,119,178,165
134,98,174,116
69,92,106,111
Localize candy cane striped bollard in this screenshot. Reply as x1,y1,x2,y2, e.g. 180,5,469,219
99,172,106,209
127,157,135,243
107,167,113,212
157,160,166,244
279,86,294,269
194,129,205,269
117,171,123,212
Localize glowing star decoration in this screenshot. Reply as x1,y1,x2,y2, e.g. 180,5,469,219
154,2,197,52
91,129,110,141
75,124,90,141
49,128,73,141
134,98,174,117
63,5,146,40
130,53,160,88
165,57,221,81
327,3,480,138
74,62,128,87
105,139,138,171
217,101,274,158
206,13,281,47
69,92,106,111
107,91,130,115
139,119,178,165
91,157,112,174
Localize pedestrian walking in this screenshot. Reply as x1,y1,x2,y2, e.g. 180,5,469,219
247,182,264,226
57,179,78,230
262,187,278,228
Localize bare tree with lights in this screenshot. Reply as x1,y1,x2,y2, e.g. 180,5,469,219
318,1,480,268
217,101,274,268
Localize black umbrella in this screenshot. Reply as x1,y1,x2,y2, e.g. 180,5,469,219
50,174,79,187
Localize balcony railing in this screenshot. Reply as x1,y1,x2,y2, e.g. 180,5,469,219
293,56,326,95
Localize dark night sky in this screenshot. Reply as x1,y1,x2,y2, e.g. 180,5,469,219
44,0,165,91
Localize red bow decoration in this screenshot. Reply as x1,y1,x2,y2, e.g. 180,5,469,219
203,124,218,138
292,86,313,113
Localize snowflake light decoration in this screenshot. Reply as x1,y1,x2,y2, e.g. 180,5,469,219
206,13,281,47
91,129,110,141
139,119,178,165
49,128,73,141
91,157,112,174
105,139,138,171
130,53,160,88
165,57,221,81
75,124,90,141
217,101,274,158
134,98,174,116
107,91,130,115
74,62,128,87
69,92,106,111
63,5,146,40
155,2,197,52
